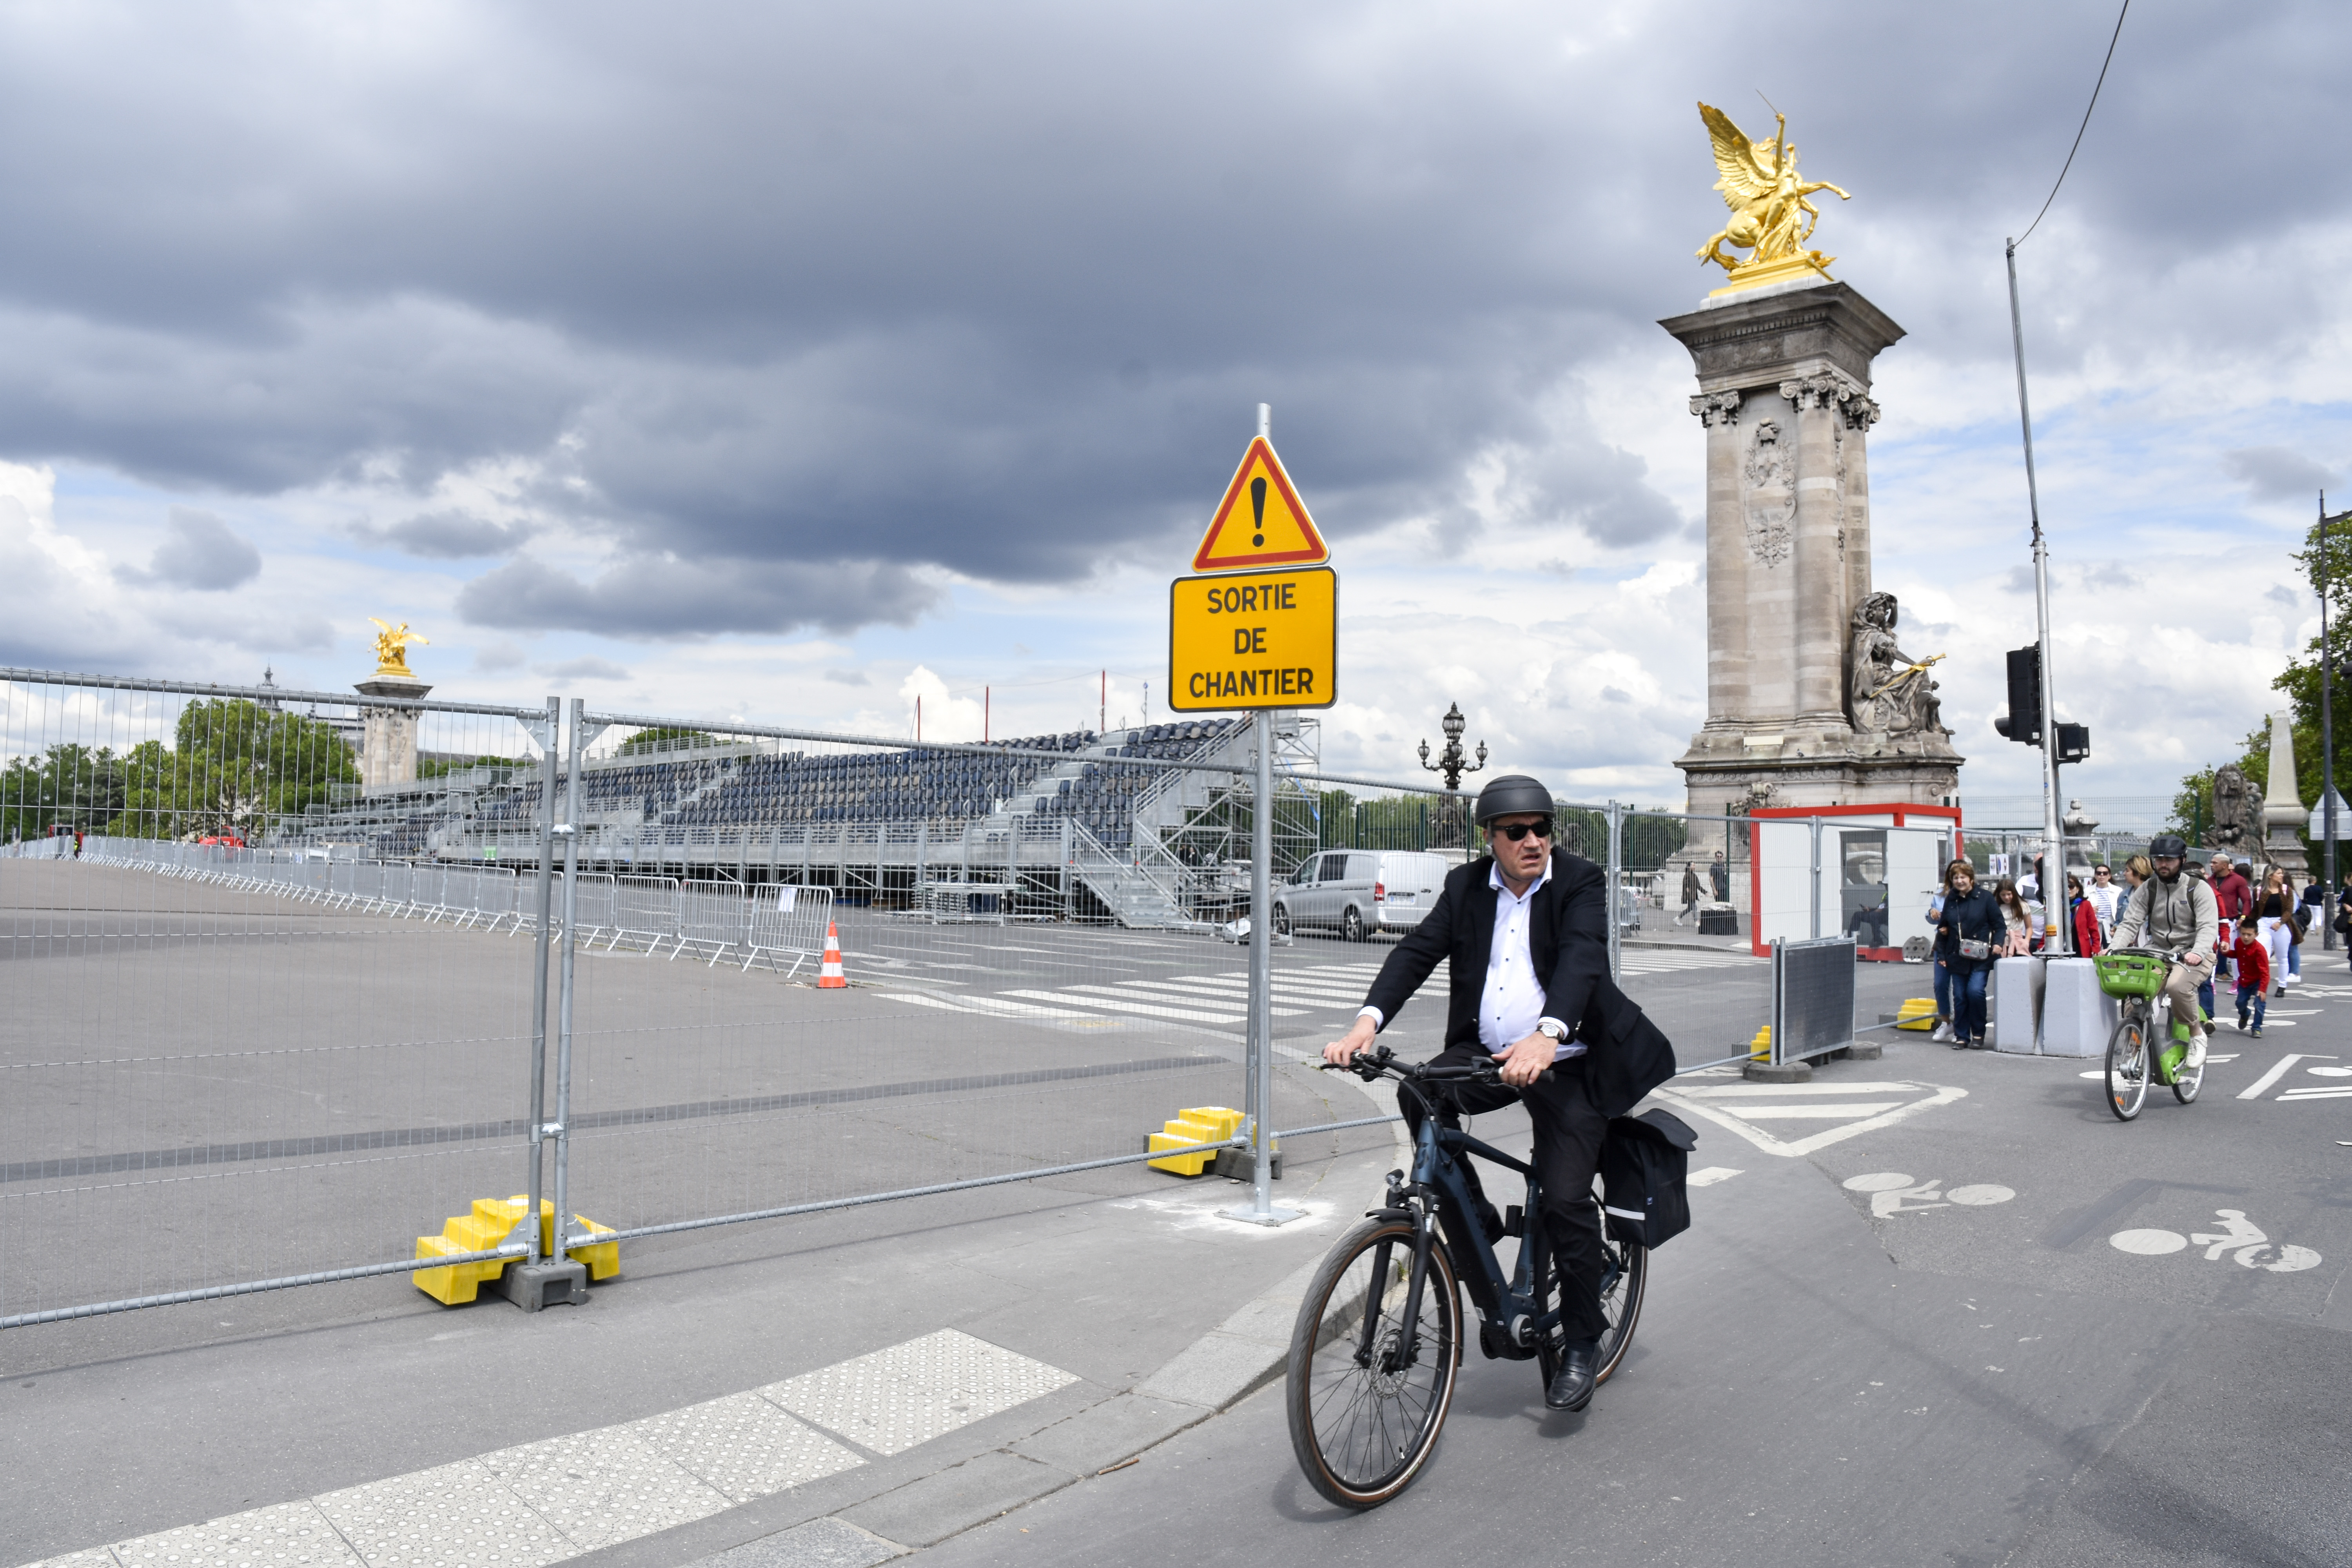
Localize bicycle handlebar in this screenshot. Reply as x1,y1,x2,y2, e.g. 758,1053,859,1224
1317,1044,1553,1087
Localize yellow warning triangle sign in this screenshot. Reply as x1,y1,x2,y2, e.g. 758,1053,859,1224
1191,437,1330,573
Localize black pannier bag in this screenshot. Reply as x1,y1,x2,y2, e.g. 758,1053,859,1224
1599,1107,1698,1248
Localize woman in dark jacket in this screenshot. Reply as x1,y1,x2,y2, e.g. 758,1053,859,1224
1935,861,2004,1048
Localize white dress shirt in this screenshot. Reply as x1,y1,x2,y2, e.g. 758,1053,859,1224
1359,859,1581,1059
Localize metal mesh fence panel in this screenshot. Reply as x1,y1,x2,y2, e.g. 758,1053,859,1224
0,671,555,1323
549,710,1261,1248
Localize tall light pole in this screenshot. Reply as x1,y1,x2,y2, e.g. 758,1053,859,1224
2006,240,2068,953
2322,495,2351,947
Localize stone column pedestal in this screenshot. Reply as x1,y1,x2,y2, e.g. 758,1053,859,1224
356,675,433,793
1661,280,1963,818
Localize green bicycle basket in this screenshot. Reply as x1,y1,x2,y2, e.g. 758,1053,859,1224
2095,951,2168,1000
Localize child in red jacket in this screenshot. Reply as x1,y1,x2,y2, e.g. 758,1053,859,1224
2232,924,2271,1036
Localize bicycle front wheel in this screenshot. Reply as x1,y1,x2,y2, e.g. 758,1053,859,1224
2105,1011,2149,1122
1285,1216,1461,1510
2172,1039,2205,1103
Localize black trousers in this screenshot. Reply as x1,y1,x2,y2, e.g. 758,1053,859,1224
1399,1047,1611,1343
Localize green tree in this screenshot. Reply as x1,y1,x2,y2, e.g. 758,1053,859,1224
2172,508,2352,856
102,701,357,840
1,743,127,841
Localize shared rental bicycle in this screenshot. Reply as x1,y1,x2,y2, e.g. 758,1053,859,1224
2095,947,2206,1121
1284,1046,1646,1509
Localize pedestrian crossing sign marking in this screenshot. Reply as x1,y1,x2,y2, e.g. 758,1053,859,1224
1191,437,1329,573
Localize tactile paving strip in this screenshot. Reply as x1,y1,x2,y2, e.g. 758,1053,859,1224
312,1458,572,1568
627,1390,866,1503
762,1328,1078,1456
108,1499,361,1567
477,1426,730,1551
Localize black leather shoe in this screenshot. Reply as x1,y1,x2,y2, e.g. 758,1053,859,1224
1546,1339,1599,1411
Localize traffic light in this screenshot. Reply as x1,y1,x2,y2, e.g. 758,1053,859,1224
1991,642,2091,762
1993,644,2042,746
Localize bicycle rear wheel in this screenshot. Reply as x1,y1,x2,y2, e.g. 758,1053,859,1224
1285,1216,1460,1510
2105,1012,2149,1122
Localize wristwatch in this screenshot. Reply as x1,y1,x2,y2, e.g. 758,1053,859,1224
1536,1019,1568,1044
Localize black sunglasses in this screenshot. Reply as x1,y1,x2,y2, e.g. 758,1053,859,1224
1490,818,1554,842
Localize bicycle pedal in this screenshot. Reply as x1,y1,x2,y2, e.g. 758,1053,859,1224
1503,1205,1524,1238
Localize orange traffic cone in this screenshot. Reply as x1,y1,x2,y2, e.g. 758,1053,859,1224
817,920,848,988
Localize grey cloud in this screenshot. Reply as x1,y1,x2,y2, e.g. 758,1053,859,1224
822,669,870,686
114,508,261,591
456,554,938,639
2224,446,2338,503
2266,583,2300,608
539,656,631,682
0,2,2345,630
353,510,537,560
473,641,529,671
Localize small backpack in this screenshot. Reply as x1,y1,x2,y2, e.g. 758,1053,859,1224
1599,1108,1699,1249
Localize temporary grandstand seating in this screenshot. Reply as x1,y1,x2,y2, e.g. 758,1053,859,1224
1009,720,1245,851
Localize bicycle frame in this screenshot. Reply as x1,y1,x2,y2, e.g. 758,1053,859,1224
1379,1083,1563,1368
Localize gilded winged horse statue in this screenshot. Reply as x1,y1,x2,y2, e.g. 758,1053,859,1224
368,617,430,677
1695,102,1850,285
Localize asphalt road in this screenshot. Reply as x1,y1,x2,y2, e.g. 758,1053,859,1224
907,969,2352,1568
18,856,2341,1566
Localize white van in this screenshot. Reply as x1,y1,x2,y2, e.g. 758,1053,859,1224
1273,850,1451,941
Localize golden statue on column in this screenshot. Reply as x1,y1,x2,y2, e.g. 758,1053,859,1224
368,618,430,677
1694,102,1851,296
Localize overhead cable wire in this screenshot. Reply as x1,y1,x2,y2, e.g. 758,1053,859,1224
2015,0,2131,246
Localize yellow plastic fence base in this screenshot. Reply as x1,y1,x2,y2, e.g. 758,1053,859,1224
1147,1106,1246,1177
412,1195,621,1305
1748,1025,1772,1062
1895,998,1939,1031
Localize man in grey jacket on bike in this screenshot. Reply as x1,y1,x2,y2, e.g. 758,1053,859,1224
2111,834,2220,1069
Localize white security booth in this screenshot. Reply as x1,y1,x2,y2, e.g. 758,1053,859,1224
1745,805,1962,962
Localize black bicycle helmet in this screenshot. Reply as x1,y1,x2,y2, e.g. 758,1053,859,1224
2148,833,2188,859
1472,773,1554,824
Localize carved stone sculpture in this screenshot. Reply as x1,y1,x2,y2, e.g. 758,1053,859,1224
2210,763,2251,851
1846,592,1944,735
1741,420,1794,568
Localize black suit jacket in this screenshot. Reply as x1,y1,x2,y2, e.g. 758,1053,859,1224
1361,849,1677,1120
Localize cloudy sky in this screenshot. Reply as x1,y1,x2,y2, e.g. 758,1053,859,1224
2,0,2345,821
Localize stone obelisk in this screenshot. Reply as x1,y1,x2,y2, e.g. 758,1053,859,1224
1664,103,1963,825
2261,710,2309,878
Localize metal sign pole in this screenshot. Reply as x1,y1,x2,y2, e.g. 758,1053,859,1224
1606,800,1624,984
1809,816,1823,941
521,696,559,1264
551,697,583,1264
1229,708,1300,1225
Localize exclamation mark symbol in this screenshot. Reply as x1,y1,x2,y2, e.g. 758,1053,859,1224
1250,477,1267,548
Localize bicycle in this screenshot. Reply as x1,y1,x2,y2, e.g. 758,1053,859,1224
2095,947,2207,1121
1284,1045,1646,1509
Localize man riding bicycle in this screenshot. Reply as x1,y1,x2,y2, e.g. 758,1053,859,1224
2110,833,2220,1070
1321,775,1675,1413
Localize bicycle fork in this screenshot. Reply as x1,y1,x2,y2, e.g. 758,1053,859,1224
1357,1212,1437,1374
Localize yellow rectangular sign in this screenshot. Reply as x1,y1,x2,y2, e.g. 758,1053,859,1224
1169,566,1337,712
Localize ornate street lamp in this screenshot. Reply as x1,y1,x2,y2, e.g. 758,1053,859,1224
1419,702,1486,847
